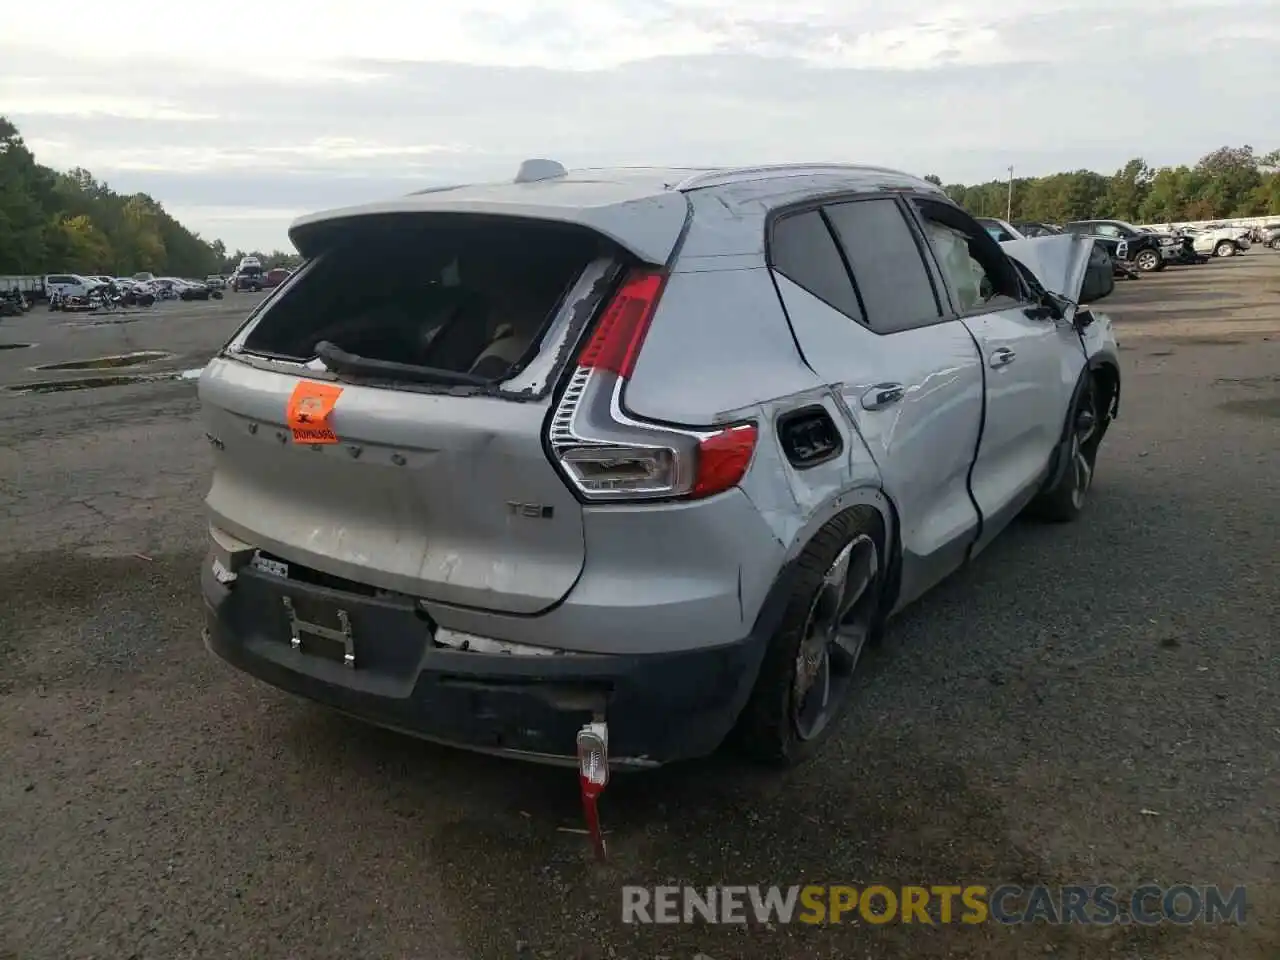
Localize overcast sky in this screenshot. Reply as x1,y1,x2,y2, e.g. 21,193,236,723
3,0,1276,252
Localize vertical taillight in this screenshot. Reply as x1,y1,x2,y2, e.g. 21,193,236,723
550,265,757,502
575,268,666,378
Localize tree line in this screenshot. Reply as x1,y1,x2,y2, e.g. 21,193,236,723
926,146,1280,225
0,117,227,278
3,113,1278,279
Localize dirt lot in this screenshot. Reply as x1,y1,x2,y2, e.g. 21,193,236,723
1,258,1277,960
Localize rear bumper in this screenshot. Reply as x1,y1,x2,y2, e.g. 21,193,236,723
202,556,791,766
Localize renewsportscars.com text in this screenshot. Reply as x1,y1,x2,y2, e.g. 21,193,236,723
621,884,1247,926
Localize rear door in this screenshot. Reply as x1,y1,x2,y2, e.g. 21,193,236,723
908,198,1083,554
200,207,686,615
769,196,985,606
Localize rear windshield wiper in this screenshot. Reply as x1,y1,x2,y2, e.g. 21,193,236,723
314,340,492,387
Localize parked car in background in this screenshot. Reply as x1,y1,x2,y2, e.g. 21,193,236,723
263,267,292,289
1064,220,1175,273
132,272,156,284
151,278,186,300
44,273,99,299
1013,222,1064,238
198,160,1120,770
233,265,265,292
206,275,228,290
180,280,214,301
975,217,1023,242
1260,223,1280,249
1179,223,1252,258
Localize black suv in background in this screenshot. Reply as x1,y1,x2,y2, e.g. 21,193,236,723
1064,220,1177,273
233,266,265,292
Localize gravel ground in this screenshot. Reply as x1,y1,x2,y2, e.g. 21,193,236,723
1,258,1277,960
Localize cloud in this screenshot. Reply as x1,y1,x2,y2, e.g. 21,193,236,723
2,0,1276,251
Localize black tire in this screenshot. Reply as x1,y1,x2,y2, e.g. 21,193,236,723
1134,248,1163,272
735,507,885,765
1214,240,1236,258
1032,376,1104,523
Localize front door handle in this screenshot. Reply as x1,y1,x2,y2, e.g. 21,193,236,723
989,347,1017,368
860,383,905,411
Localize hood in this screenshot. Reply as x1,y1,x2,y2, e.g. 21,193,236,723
1001,234,1094,305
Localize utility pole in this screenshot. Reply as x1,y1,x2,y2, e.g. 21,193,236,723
1006,166,1014,220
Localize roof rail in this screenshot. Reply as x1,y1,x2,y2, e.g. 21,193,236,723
672,163,925,192
515,158,568,184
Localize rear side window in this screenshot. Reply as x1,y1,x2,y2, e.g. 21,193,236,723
769,211,864,323
823,199,941,334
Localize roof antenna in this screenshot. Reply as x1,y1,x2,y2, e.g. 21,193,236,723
515,158,567,184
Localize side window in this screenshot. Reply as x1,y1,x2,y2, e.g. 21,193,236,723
1094,224,1122,238
822,198,941,335
912,199,1023,314
769,210,864,323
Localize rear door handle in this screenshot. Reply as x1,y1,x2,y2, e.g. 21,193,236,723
860,383,905,411
989,347,1017,368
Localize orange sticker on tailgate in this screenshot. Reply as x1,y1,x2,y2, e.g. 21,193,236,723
286,381,344,444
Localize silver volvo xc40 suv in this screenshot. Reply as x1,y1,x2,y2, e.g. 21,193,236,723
199,160,1120,768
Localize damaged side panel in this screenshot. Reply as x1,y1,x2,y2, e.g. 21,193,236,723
733,389,888,563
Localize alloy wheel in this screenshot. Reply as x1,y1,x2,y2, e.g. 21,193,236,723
792,535,879,741
1068,396,1099,510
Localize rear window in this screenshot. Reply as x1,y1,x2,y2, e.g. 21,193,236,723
769,210,864,322
238,215,608,385
823,198,942,334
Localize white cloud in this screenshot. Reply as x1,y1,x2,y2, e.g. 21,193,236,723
1,0,1275,250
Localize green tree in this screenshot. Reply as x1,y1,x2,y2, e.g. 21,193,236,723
0,115,225,276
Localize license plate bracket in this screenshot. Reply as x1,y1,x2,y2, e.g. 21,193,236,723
281,595,356,668
251,553,289,578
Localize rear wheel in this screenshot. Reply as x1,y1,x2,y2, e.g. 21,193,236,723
1214,240,1236,258
736,508,884,765
1134,248,1163,272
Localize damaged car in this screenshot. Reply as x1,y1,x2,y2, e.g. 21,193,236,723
198,161,1121,775
979,218,1117,296
1177,223,1252,259
1064,219,1181,272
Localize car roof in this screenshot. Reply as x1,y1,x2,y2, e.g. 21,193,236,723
289,160,944,262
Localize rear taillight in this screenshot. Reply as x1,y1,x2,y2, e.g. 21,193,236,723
691,425,758,498
576,269,665,377
548,267,757,502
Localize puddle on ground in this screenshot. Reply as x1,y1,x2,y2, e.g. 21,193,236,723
4,370,200,395
0,343,33,350
33,350,172,372
64,316,149,328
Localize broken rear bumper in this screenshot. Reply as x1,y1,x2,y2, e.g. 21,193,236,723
201,555,790,767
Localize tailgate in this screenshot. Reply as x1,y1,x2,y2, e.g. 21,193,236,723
201,357,585,615
202,201,692,615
